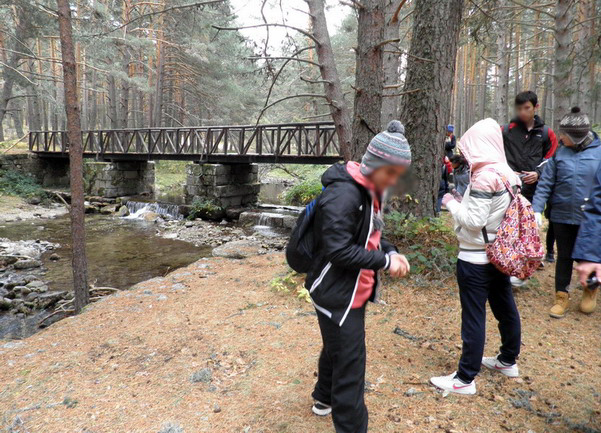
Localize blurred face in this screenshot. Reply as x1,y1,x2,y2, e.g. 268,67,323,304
559,132,575,148
446,131,452,137
515,101,538,123
368,165,408,192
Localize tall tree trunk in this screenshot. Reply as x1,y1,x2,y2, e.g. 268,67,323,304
380,0,402,129
57,0,90,313
455,46,465,134
0,6,27,141
153,46,165,127
399,0,464,216
10,99,24,137
553,0,573,129
107,74,119,129
351,0,386,160
306,0,353,161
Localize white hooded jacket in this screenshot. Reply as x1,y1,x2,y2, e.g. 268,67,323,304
446,118,522,264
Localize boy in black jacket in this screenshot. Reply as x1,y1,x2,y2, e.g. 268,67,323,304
308,120,411,433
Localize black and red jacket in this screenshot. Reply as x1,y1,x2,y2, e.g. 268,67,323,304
501,115,558,200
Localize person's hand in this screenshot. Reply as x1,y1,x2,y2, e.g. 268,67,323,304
389,254,410,278
441,193,455,207
534,212,543,227
451,188,463,203
575,261,601,287
521,171,539,184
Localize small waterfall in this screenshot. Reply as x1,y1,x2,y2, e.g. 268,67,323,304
124,201,183,220
239,206,300,237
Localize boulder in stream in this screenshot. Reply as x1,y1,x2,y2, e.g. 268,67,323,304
212,239,264,259
117,205,130,217
13,259,42,270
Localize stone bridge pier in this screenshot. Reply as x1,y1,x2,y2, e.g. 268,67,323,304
84,161,155,198
184,163,260,208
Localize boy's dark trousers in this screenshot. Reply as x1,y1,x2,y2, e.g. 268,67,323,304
312,306,368,433
456,259,521,383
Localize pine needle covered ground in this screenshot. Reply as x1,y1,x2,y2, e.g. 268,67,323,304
0,254,599,433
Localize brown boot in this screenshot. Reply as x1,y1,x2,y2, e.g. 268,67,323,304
579,288,598,314
549,291,570,318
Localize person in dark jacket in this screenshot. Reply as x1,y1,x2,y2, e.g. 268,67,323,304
502,90,558,287
532,107,601,318
574,158,601,313
450,154,470,196
308,120,411,433
502,91,558,203
436,159,451,213
445,124,456,159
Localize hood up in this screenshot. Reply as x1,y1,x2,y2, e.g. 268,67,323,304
321,162,354,187
459,118,520,186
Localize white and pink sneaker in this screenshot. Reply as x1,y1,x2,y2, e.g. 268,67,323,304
430,372,476,395
481,355,519,377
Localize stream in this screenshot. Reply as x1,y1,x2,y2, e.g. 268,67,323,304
0,214,210,339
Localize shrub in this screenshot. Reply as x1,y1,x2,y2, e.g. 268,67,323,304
0,170,49,201
383,211,458,278
283,178,322,206
188,197,224,221
270,271,311,303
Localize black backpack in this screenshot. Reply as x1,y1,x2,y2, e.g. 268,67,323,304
286,191,323,273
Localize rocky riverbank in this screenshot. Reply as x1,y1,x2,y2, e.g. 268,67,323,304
0,238,70,336
157,218,288,257
0,196,68,223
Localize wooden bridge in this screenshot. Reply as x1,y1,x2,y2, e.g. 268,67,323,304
28,122,341,164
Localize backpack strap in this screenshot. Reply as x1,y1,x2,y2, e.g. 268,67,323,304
480,167,516,244
482,227,490,244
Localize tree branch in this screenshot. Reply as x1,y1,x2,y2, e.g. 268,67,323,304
256,93,328,121
89,1,225,37
390,0,409,23
213,23,318,43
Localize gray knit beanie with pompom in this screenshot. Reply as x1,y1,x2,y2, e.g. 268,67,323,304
360,120,412,175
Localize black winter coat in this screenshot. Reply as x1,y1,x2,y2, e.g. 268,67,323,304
501,115,558,200
306,163,397,326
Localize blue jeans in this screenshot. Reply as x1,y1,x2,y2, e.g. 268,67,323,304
456,259,521,382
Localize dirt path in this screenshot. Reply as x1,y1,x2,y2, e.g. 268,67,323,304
1,254,599,433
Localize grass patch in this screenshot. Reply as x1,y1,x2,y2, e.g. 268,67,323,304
0,138,29,154
267,164,328,180
154,160,187,192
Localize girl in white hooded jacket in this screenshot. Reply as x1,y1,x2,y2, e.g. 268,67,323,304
430,118,523,395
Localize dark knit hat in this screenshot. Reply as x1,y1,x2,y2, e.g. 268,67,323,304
360,120,412,175
559,107,591,144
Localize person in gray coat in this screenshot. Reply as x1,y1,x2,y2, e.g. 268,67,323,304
532,107,601,318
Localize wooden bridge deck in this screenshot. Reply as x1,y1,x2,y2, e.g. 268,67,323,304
29,122,342,164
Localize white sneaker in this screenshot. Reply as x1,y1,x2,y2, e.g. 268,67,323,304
482,355,519,377
430,372,476,395
510,276,526,287
311,400,332,416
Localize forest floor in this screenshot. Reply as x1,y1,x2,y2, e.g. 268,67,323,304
1,251,600,433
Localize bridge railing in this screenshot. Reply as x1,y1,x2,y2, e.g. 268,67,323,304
29,122,340,161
